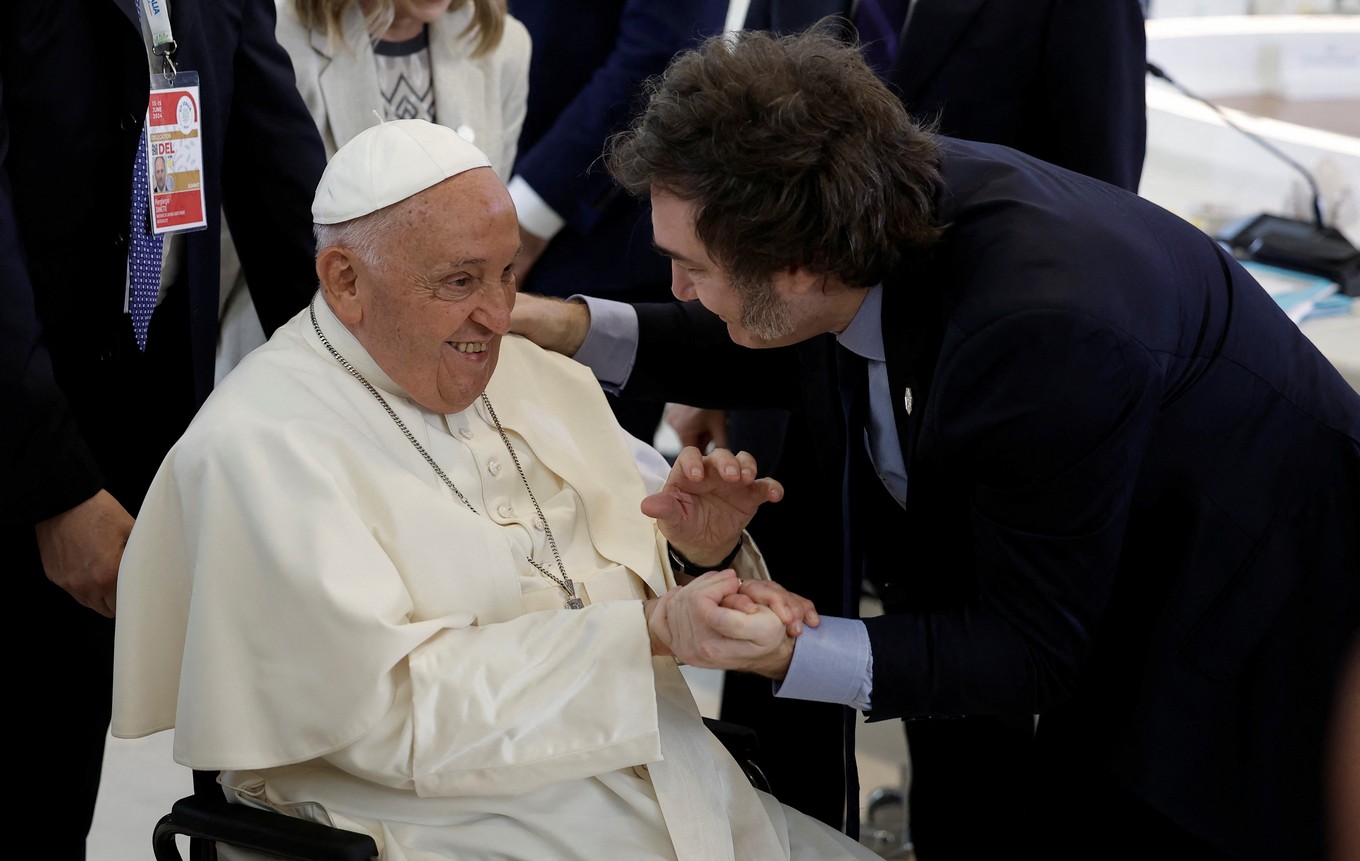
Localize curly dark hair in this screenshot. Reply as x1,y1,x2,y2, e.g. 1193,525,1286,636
607,22,943,291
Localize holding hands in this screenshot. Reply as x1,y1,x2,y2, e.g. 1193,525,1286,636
646,570,815,680
639,446,811,679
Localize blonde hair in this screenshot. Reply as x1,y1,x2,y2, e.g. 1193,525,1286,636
292,0,506,57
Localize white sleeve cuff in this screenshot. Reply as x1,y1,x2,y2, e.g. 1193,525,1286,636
508,175,566,240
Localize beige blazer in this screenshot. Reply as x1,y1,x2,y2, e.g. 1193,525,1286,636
215,4,530,384
274,0,531,174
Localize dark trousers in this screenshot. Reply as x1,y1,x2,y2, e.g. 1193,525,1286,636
904,714,1035,860
19,294,198,860
17,540,116,861
719,408,856,831
720,672,854,832
1025,739,1246,861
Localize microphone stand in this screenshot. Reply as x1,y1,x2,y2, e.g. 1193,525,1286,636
1146,61,1359,296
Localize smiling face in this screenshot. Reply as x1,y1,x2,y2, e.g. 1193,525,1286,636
650,189,866,347
324,167,519,414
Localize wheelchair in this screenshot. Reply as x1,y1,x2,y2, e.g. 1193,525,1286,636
152,717,770,861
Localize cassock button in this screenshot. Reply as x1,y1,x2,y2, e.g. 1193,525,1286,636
533,516,545,531
458,427,474,439
488,460,501,476
497,503,513,518
456,124,476,143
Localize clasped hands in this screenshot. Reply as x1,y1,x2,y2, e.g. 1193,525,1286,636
648,570,815,680
642,445,816,680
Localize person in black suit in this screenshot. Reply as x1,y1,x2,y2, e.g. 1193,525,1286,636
1,1,325,855
504,0,725,444
745,0,1147,191
671,0,1150,848
513,26,1360,860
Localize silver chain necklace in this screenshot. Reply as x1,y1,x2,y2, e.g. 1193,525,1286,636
309,297,583,609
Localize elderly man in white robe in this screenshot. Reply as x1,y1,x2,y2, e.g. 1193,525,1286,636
110,119,877,861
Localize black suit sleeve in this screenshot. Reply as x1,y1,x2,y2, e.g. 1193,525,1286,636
626,300,805,409
512,0,717,237
0,98,104,523
218,0,326,337
1037,0,1147,191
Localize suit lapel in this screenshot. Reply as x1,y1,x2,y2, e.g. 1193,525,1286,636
315,6,385,148
881,249,945,488
428,14,495,167
799,334,846,481
118,0,139,30
892,0,989,102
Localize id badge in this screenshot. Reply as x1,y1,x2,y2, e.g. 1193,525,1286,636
145,71,207,235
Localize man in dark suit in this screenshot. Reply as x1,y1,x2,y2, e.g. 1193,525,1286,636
513,26,1360,859
745,0,1147,191
687,0,1149,847
1,1,325,855
504,0,726,443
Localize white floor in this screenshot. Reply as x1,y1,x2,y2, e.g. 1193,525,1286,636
88,665,912,861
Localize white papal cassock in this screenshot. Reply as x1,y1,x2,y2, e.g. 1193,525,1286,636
112,294,875,861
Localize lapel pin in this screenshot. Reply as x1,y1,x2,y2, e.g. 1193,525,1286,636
903,387,913,416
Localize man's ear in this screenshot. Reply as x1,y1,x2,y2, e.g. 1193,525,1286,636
317,246,362,325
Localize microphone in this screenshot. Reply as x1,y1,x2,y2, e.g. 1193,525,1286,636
1146,60,1324,228
1145,61,1359,296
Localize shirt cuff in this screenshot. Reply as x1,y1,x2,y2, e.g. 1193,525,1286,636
774,615,872,711
507,175,566,241
570,295,639,393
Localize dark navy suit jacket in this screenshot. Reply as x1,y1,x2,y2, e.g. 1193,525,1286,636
2,0,325,524
621,139,1360,857
505,0,727,302
744,0,1148,191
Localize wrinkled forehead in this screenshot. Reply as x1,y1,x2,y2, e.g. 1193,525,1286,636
415,172,512,241
383,171,518,261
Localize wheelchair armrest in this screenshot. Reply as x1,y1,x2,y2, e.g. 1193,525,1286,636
152,793,378,861
152,721,765,861
703,716,771,794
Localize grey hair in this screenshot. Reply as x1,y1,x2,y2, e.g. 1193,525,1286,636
313,205,405,268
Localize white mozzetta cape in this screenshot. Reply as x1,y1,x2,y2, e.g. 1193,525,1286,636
111,298,874,860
